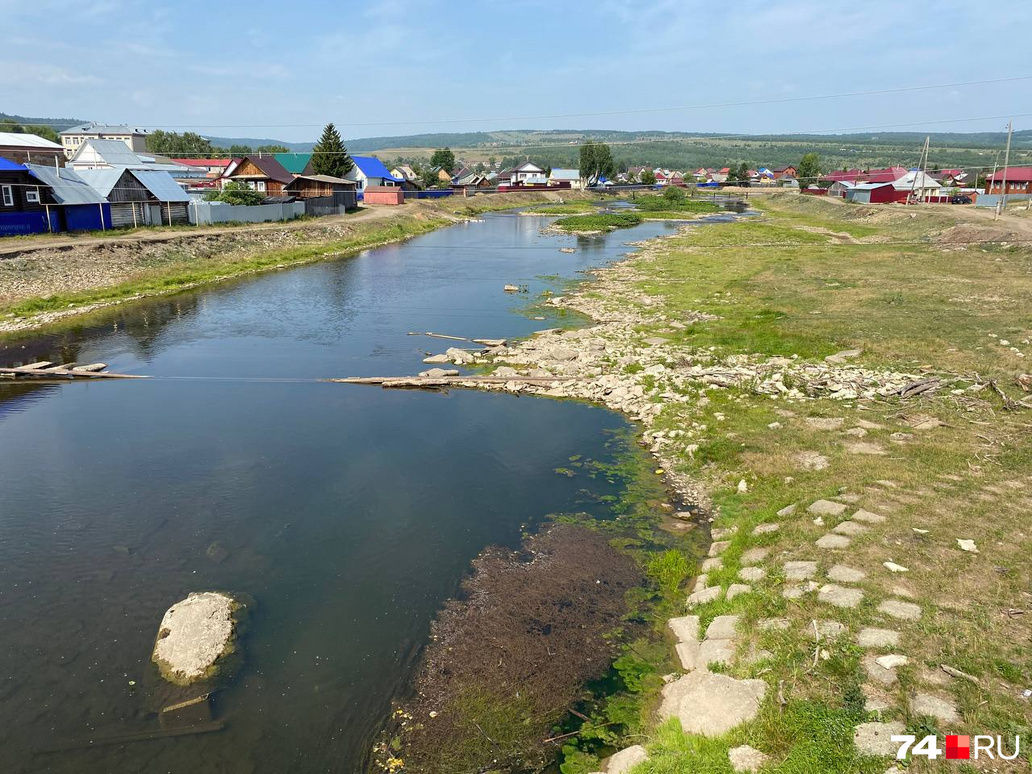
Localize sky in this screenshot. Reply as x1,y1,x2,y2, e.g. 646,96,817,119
2,0,1032,144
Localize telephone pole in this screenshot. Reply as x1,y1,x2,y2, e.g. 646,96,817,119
995,120,1013,221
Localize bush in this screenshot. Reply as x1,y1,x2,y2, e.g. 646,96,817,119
205,181,265,206
663,185,687,203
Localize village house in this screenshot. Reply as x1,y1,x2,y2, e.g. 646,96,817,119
24,163,112,231
274,153,315,176
548,168,582,189
170,158,233,178
68,139,189,175
391,165,418,183
221,154,295,196
0,157,50,235
59,123,150,158
822,169,866,184
502,161,547,187
0,131,66,166
76,166,192,227
985,167,1032,195
344,156,401,191
772,165,797,180
865,166,908,183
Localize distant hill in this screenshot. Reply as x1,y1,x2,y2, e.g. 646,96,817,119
203,136,314,152
7,113,1031,171
0,112,85,131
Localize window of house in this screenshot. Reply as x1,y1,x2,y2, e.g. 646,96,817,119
257,181,266,192
1,186,13,207
26,189,40,204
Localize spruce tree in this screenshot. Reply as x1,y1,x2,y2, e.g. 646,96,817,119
312,123,354,178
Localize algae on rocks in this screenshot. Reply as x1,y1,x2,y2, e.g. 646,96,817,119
152,591,246,686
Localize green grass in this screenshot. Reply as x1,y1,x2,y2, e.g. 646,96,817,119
554,193,1032,772
634,195,721,214
0,217,447,322
554,213,643,232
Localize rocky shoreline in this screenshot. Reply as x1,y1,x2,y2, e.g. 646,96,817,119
419,223,963,510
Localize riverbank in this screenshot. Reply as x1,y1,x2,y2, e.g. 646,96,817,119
415,195,1032,771
0,190,595,335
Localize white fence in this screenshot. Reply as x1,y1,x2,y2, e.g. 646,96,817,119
188,201,306,225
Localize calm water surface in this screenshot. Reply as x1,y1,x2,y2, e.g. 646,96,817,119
0,211,692,773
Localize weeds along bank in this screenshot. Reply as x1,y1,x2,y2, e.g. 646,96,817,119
0,190,596,335
420,194,1032,772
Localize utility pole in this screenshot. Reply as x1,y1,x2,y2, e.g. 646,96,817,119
995,120,1012,221
908,136,929,205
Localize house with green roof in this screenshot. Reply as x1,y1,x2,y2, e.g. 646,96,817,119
274,153,313,175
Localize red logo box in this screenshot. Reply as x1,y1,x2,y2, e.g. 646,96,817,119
946,735,971,760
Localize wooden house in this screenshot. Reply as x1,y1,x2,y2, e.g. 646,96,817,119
77,167,191,227
222,155,295,195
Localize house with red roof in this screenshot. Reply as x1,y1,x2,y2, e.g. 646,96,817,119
171,158,233,178
823,169,866,184
865,166,908,184
985,167,1032,195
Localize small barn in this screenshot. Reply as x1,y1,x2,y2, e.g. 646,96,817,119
847,182,903,204
24,164,112,231
828,180,856,198
284,175,358,213
78,166,191,226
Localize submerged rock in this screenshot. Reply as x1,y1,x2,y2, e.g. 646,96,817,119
152,591,242,685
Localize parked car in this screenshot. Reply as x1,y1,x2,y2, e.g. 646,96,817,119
950,195,973,204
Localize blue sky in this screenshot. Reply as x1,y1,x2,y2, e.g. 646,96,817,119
2,0,1031,143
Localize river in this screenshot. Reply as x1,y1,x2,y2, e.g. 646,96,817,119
0,210,694,773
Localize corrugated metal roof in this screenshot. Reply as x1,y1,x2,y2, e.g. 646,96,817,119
61,123,150,136
131,170,191,202
549,168,581,181
75,139,147,166
0,131,64,149
75,167,125,196
25,164,108,205
274,153,312,174
987,166,1032,182
351,155,397,180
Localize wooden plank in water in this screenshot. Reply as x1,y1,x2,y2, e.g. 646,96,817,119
328,375,585,390
39,720,225,753
41,363,77,371
71,363,108,372
18,361,52,370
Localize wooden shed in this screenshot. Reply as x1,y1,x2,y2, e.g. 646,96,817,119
77,167,191,226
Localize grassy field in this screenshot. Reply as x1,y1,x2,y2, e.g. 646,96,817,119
560,195,1032,772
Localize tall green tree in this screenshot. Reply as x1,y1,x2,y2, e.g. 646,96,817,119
311,123,354,177
580,141,616,185
430,147,456,172
228,144,253,156
798,152,821,185
147,130,215,157
0,119,60,143
257,144,289,154
640,169,657,185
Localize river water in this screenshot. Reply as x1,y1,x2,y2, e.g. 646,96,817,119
0,211,693,773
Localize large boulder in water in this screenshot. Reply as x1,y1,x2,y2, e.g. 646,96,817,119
152,591,243,685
